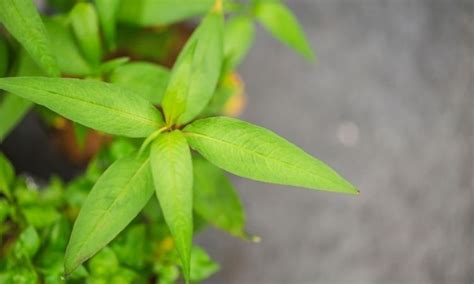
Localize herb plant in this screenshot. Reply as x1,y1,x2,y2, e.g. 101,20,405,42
0,0,358,282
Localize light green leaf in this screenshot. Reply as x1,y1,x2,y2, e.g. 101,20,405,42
98,57,129,76
0,77,164,137
117,0,214,27
111,224,146,269
94,0,121,51
0,0,60,77
161,42,196,125
193,156,246,237
0,36,8,77
14,226,40,258
21,205,61,228
190,246,219,281
184,117,358,194
110,61,170,104
70,2,103,67
162,10,224,125
223,15,255,73
87,247,119,276
44,16,93,76
65,154,154,275
0,50,43,142
150,131,193,280
254,0,315,61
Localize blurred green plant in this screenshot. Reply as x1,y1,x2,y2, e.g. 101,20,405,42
0,0,356,282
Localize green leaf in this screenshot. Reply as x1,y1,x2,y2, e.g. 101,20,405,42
70,2,103,67
0,36,8,77
117,0,214,27
87,247,119,276
94,0,121,51
111,224,146,269
21,205,60,228
254,0,315,61
162,10,224,125
0,77,164,137
0,94,31,143
150,131,193,280
98,57,129,76
193,156,246,237
161,42,196,125
0,50,43,141
184,117,358,194
223,15,255,73
109,61,170,104
0,152,14,198
190,246,219,281
14,226,40,259
0,0,60,77
64,154,154,274
44,16,93,77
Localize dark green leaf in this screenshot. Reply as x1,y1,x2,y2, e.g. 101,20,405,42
0,77,164,137
65,154,154,274
193,156,246,237
109,61,170,104
70,2,103,66
0,152,14,198
255,0,315,61
184,117,358,194
150,131,193,280
0,0,60,76
117,0,214,27
0,36,8,77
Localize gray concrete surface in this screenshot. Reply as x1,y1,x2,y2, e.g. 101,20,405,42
196,1,473,283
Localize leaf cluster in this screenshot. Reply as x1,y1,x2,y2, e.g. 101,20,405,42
0,0,357,282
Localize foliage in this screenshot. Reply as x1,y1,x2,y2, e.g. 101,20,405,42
0,0,357,282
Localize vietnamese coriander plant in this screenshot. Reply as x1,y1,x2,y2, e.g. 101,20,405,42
0,0,358,282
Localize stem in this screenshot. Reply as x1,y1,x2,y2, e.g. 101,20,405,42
138,126,167,156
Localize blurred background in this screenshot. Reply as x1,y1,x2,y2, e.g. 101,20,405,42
2,0,472,283
196,1,473,283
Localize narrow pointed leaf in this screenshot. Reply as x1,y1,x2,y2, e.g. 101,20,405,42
161,42,196,124
94,0,120,51
0,36,8,77
0,51,43,141
0,77,164,137
110,61,170,104
0,152,14,198
255,1,315,61
44,16,92,76
70,2,103,67
193,156,246,237
184,117,357,194
117,0,214,27
150,131,193,280
65,154,154,274
0,0,60,77
223,15,255,74
162,10,224,125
